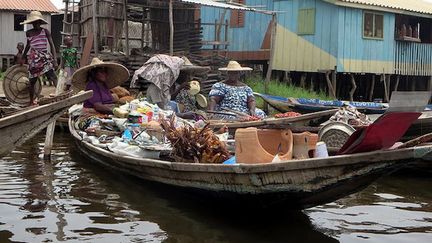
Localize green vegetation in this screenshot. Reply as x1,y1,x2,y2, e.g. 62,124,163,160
0,71,4,81
245,76,331,108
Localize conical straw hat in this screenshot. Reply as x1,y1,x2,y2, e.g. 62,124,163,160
72,58,130,91
2,64,42,105
20,11,48,25
218,61,252,71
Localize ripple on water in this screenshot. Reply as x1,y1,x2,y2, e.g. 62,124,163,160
0,134,167,242
306,176,432,243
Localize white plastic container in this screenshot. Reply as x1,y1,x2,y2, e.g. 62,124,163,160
314,141,329,158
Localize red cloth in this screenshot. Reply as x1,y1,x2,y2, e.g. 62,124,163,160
338,112,421,155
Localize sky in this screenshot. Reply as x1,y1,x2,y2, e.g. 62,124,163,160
50,0,432,10
50,0,80,10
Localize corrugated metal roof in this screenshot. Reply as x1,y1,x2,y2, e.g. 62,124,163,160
179,0,256,11
337,0,432,16
0,0,58,13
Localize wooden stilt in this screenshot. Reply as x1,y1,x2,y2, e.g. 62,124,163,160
123,0,129,57
264,13,277,113
394,75,400,92
92,0,99,55
369,75,375,101
410,76,416,91
309,73,315,92
169,0,174,55
300,73,306,89
382,74,389,102
325,71,336,99
349,73,357,102
332,70,337,98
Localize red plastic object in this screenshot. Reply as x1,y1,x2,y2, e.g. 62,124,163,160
338,112,421,155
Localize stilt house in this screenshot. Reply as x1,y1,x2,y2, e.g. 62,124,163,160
0,0,58,70
201,0,432,101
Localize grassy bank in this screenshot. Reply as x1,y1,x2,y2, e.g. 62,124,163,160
0,71,4,81
245,76,330,108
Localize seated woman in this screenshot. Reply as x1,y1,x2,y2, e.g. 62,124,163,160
72,57,130,114
208,61,266,120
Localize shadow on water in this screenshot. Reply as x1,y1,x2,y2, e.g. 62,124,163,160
0,132,339,243
68,146,339,243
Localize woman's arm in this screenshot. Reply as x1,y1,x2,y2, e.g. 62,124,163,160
209,96,221,111
23,33,30,58
247,96,256,116
45,29,58,68
93,102,114,114
171,82,190,99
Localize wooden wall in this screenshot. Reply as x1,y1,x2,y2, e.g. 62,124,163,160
0,11,52,55
200,0,273,61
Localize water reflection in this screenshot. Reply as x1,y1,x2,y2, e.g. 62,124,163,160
307,175,432,243
0,133,336,243
0,133,431,242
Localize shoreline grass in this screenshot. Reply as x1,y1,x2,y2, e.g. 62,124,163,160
245,76,330,109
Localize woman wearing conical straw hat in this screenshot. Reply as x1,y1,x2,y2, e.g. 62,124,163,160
72,58,130,114
208,61,266,120
21,11,58,105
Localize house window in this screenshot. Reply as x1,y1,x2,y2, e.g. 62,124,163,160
230,0,245,28
297,8,315,35
14,14,26,31
363,12,384,39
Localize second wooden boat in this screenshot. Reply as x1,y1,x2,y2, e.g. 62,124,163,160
255,93,388,114
0,91,93,157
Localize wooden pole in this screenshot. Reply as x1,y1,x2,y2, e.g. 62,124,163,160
349,73,357,102
332,70,337,98
169,0,174,56
264,13,277,112
92,0,99,55
123,0,129,57
141,7,145,50
394,75,400,92
368,75,375,101
382,74,389,102
62,0,69,45
325,71,336,99
43,70,67,159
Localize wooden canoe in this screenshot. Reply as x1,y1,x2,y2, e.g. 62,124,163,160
255,93,388,114
0,91,93,157
69,116,432,209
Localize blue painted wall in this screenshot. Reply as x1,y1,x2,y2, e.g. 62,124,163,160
200,0,432,75
200,0,273,52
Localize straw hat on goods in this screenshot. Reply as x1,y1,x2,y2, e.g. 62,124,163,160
218,61,252,71
20,11,48,25
196,94,208,108
180,56,210,74
72,57,130,91
188,80,201,95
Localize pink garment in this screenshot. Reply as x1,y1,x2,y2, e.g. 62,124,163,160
28,29,48,52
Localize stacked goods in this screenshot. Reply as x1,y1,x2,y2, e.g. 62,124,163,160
274,112,301,118
161,116,230,163
240,115,261,122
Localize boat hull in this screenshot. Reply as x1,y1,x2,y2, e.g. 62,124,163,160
69,118,431,209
